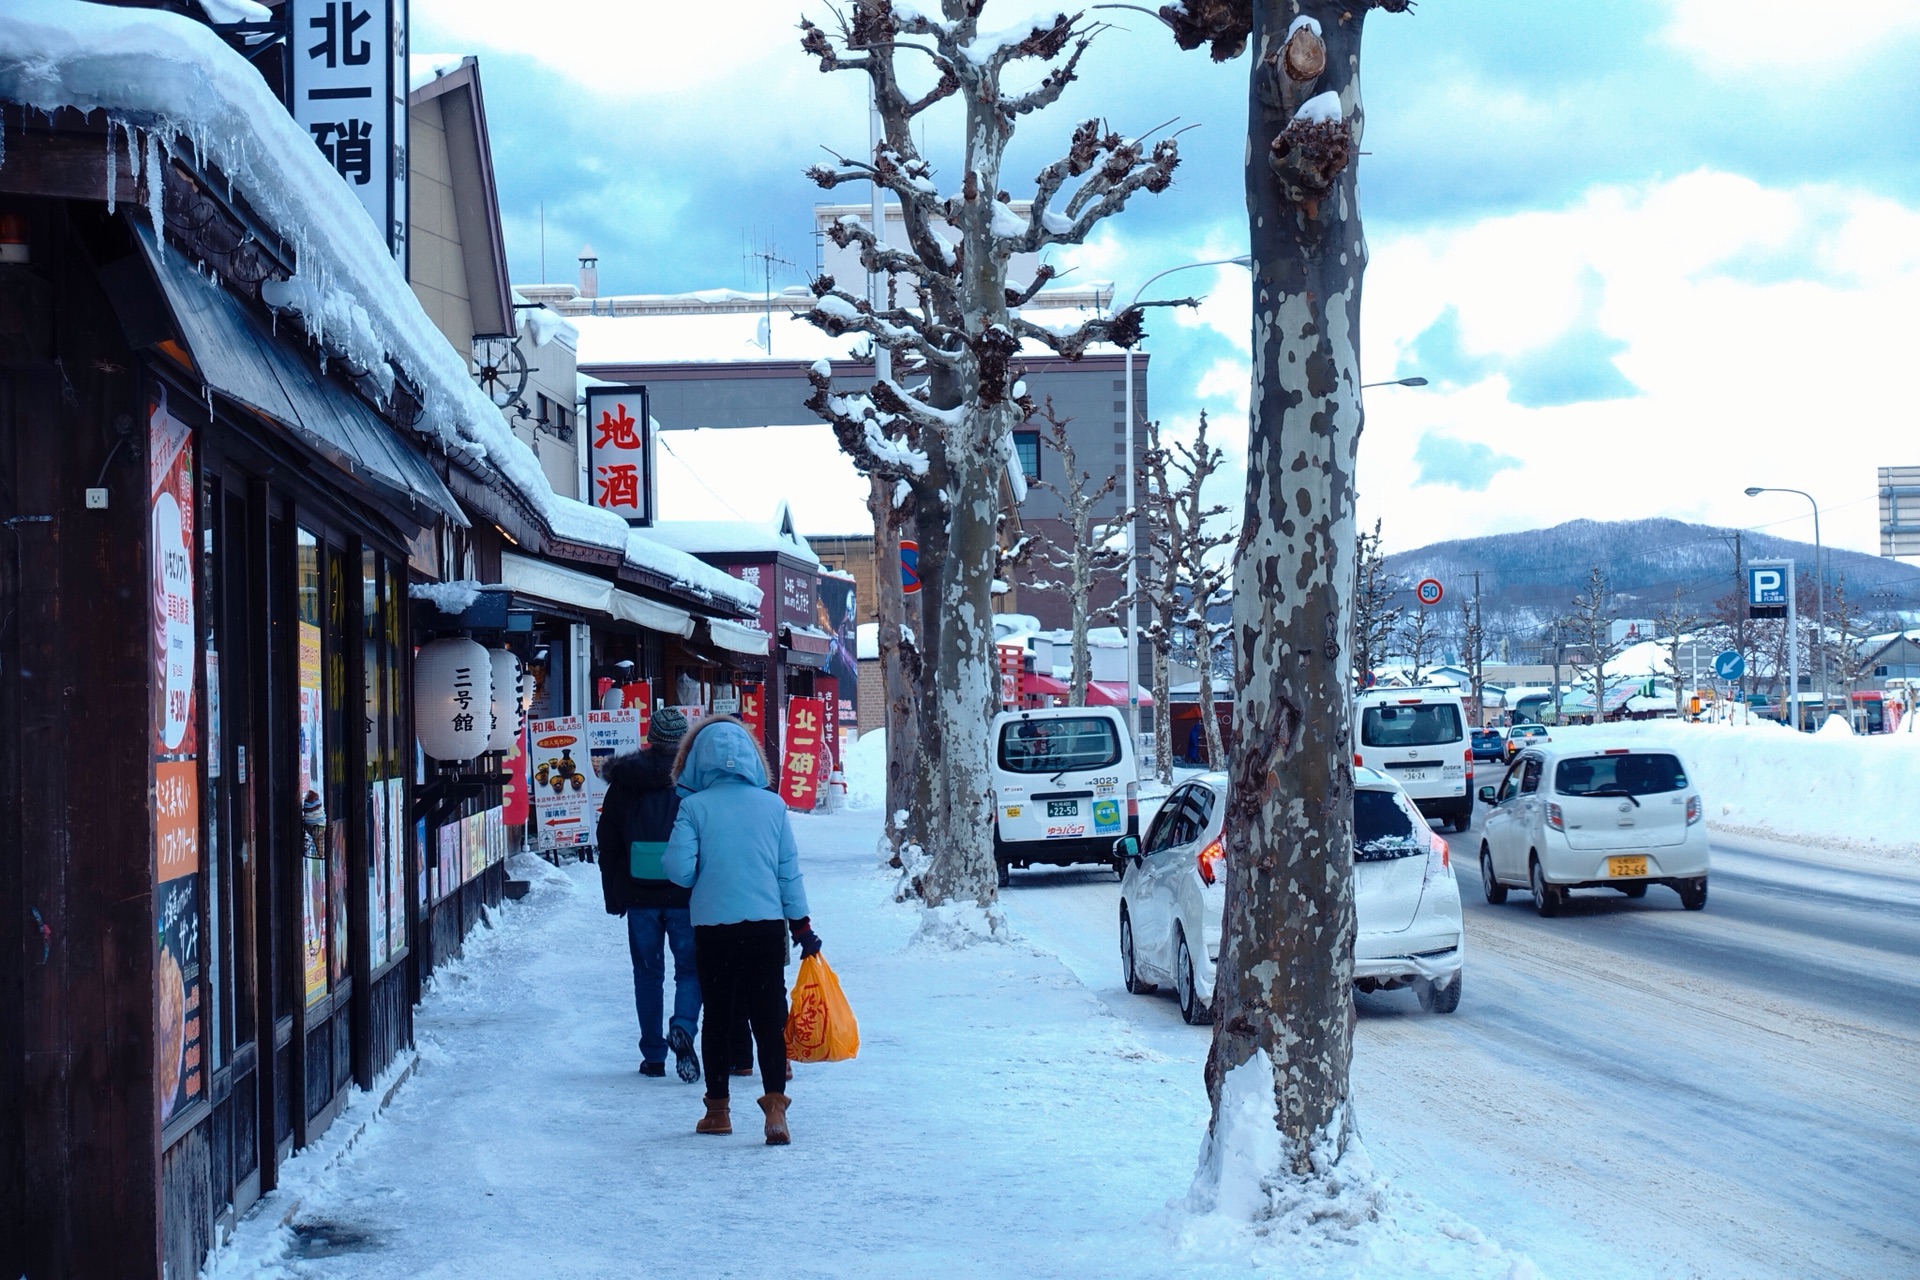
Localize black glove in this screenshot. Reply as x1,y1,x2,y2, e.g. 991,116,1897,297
790,917,823,958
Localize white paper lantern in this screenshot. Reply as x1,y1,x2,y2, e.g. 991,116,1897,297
415,637,494,762
487,649,525,753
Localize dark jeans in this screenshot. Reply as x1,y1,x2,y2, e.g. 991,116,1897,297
694,920,788,1100
626,906,701,1064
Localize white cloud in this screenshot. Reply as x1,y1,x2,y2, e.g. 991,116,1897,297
1660,0,1920,74
1352,170,1920,557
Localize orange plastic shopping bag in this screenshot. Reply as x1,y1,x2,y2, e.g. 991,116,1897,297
786,953,860,1063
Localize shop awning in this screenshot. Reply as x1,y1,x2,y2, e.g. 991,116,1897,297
501,552,695,637
1087,680,1153,709
708,618,771,656
612,590,694,639
782,624,835,670
135,224,463,525
1022,672,1070,698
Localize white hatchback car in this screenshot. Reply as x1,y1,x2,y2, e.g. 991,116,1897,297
1477,745,1710,916
1117,768,1465,1024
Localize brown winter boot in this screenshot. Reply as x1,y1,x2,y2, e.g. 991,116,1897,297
758,1093,791,1146
695,1095,731,1136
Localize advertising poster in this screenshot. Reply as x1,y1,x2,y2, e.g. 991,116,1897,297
779,697,827,811
149,389,203,1126
368,778,388,965
585,708,642,835
435,822,456,902
528,715,591,848
622,682,651,740
329,820,348,985
301,834,328,1005
386,779,407,955
816,677,841,781
816,572,859,725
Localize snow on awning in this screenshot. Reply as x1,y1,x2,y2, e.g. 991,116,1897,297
134,224,462,524
501,552,613,616
706,618,771,656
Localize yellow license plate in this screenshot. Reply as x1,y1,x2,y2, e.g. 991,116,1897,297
1608,856,1648,877
1003,806,1022,819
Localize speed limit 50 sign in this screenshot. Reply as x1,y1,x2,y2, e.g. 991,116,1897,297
1415,577,1444,607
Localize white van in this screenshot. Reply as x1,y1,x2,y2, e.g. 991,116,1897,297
1353,687,1474,832
989,705,1140,887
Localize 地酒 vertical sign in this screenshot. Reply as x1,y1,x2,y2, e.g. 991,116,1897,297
586,385,654,526
291,0,408,263
780,697,828,811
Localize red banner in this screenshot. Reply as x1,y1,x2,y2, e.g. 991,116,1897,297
779,696,827,811
997,643,1024,708
623,681,651,740
740,684,765,751
501,722,529,826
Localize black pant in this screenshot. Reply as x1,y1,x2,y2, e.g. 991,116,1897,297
694,920,788,1100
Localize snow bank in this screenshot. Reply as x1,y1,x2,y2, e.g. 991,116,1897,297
1549,720,1920,863
842,726,887,812
909,902,1015,949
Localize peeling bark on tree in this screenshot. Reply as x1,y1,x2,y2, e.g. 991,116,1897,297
868,471,922,852
1175,0,1414,1202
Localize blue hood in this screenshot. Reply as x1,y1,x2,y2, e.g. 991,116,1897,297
677,721,770,792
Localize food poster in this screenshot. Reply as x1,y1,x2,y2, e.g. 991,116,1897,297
149,390,203,1126
779,696,827,811
585,709,642,833
528,715,592,848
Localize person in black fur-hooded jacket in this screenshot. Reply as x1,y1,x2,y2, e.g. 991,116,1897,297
597,708,702,1082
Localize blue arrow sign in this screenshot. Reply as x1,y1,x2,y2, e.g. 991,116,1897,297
1713,649,1745,681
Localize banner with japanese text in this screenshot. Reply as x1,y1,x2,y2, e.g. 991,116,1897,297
740,684,765,753
149,389,203,1127
501,722,530,827
586,385,653,525
528,715,592,848
291,0,407,259
779,697,827,811
585,709,642,835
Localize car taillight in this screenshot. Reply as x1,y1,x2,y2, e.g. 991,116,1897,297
1197,836,1225,886
1354,753,1364,768
1547,803,1564,831
1126,780,1138,819
1430,833,1450,869
1464,747,1473,784
1686,795,1701,825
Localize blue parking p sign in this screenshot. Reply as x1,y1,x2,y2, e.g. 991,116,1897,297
1748,566,1788,607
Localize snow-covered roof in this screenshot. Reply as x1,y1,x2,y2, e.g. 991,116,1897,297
655,425,872,537
0,5,769,620
644,517,822,567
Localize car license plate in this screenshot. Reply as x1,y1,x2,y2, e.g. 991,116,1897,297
1607,856,1648,877
1398,769,1428,783
1047,800,1079,819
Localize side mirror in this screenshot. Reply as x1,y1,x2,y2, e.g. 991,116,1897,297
1113,835,1140,861
1477,786,1497,805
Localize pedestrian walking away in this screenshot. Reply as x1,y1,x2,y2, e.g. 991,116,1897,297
664,717,820,1145
596,707,702,1083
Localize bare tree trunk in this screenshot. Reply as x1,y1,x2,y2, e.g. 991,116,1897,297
1152,642,1172,778
1196,3,1381,1205
1197,646,1223,769
868,472,920,852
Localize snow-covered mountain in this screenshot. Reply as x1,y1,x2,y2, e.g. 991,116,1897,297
1383,518,1920,617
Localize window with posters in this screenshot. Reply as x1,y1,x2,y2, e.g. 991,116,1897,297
296,529,330,1007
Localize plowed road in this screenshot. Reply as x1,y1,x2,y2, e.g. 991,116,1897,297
1000,816,1920,1280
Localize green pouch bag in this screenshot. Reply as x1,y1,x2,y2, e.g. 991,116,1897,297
629,840,668,881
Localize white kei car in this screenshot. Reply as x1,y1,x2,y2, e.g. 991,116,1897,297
1117,768,1465,1024
1477,745,1710,916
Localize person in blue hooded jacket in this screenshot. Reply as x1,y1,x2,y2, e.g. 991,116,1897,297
664,716,820,1145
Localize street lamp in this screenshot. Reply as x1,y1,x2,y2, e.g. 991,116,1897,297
1745,485,1825,728
1361,376,1429,388
1120,255,1253,752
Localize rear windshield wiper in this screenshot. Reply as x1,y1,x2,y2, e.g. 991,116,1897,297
1586,788,1641,807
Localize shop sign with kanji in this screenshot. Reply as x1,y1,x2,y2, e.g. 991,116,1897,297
585,385,654,525
779,697,827,811
291,0,407,259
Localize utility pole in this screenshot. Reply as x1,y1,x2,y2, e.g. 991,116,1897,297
1466,571,1484,726
1551,620,1565,726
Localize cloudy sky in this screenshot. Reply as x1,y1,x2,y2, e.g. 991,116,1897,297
415,0,1920,559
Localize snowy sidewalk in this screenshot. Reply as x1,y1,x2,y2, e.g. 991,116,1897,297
210,811,1529,1280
